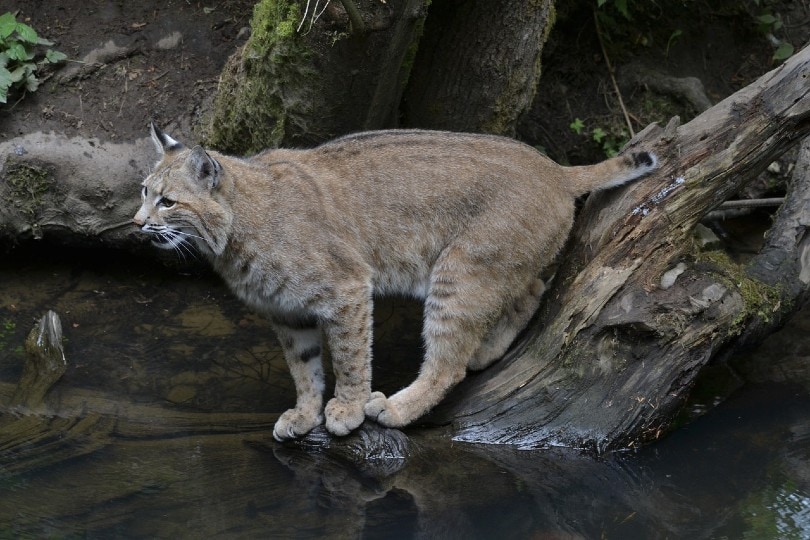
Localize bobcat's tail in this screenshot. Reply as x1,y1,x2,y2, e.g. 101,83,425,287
565,151,658,196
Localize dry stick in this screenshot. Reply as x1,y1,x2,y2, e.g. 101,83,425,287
719,197,785,209
594,10,635,137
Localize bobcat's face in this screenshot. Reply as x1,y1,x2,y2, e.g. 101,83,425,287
133,124,231,256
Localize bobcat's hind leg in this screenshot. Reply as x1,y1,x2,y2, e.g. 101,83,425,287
365,248,501,428
468,277,545,371
273,324,326,441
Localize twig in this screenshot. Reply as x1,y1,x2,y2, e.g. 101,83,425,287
704,198,785,221
118,76,128,117
719,197,785,209
594,10,634,137
297,1,338,34
150,70,170,83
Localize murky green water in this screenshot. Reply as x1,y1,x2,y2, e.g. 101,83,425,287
2,244,810,539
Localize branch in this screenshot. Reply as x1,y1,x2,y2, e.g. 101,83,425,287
339,0,366,35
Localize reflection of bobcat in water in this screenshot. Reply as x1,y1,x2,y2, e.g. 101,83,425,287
134,123,658,440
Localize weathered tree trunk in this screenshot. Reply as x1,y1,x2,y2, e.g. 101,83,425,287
204,0,554,154
402,0,554,135
433,43,810,452
204,0,430,154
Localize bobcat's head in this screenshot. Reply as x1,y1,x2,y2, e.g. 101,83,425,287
134,123,232,256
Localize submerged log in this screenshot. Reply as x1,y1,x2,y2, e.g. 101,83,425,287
0,311,280,476
10,310,66,410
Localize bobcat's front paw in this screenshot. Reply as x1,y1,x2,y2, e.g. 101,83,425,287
324,397,365,436
273,408,323,441
364,391,406,428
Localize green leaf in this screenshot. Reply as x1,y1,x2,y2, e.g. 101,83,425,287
0,65,12,103
45,49,66,63
36,36,54,46
0,12,17,40
24,72,38,92
757,13,777,25
6,41,27,60
14,22,38,44
615,0,630,19
592,127,606,143
773,42,794,61
569,118,585,135
8,64,25,82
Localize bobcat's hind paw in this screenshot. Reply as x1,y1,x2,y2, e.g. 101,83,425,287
364,391,406,428
273,408,323,441
324,397,365,437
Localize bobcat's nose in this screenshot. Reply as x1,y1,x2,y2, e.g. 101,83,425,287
133,206,149,227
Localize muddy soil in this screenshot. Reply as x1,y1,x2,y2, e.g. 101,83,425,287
0,0,255,143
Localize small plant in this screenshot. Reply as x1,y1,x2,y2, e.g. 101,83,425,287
596,0,630,20
753,10,794,62
570,118,629,158
0,11,66,104
0,318,15,351
592,126,628,158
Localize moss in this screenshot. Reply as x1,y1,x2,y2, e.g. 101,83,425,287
205,0,314,154
695,249,785,335
2,161,53,238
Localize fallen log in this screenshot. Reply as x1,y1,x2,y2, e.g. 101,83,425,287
434,42,810,451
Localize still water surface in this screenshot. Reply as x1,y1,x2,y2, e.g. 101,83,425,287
1,245,810,539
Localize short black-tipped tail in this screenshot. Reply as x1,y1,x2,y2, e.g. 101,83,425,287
566,151,659,196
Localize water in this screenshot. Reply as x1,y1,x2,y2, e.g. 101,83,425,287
2,244,810,539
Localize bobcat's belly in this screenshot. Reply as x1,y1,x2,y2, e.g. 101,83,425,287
216,260,318,325
372,267,431,299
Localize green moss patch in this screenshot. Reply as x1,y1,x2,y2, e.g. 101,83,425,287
696,249,785,335
3,160,53,220
206,0,314,154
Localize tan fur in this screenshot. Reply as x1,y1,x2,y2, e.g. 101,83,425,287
134,126,657,440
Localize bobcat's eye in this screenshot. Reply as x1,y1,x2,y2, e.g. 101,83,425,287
157,197,176,209
141,186,148,198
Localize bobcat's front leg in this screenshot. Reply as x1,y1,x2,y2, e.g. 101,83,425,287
273,325,326,441
322,287,373,436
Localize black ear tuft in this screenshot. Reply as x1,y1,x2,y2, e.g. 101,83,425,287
149,121,184,156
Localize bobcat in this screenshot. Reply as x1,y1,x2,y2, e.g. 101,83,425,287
134,124,657,441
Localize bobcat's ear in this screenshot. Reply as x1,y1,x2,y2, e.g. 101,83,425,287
187,145,222,190
149,121,184,157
